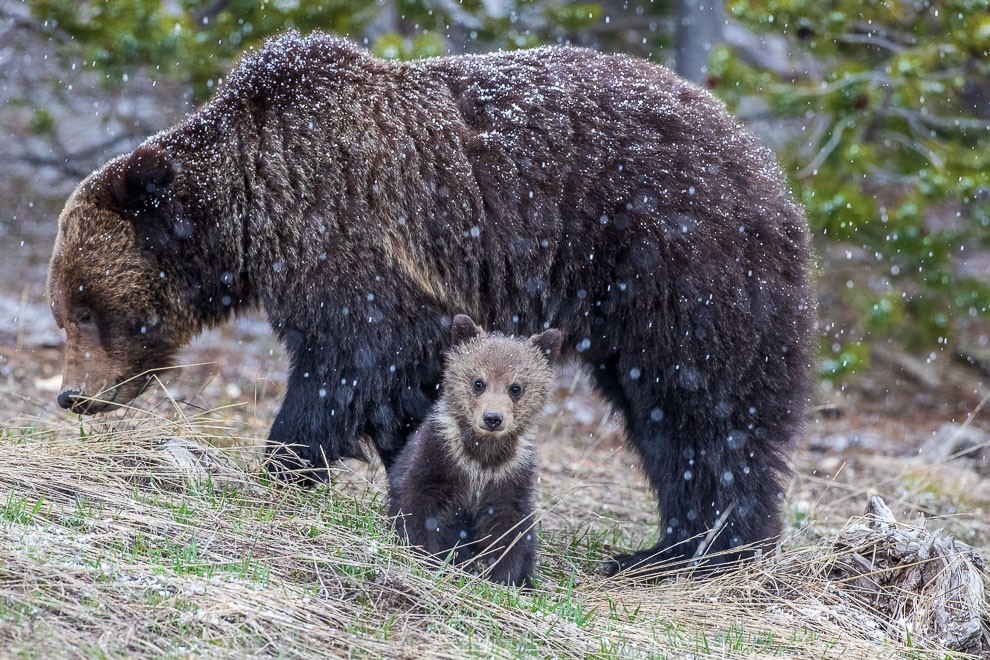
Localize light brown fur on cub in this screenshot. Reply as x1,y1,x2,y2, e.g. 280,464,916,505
388,315,562,586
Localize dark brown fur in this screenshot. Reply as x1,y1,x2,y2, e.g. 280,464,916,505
388,315,562,586
48,31,814,574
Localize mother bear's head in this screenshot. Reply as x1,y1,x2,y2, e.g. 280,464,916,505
48,143,236,413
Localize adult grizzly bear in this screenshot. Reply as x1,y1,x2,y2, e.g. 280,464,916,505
47,31,813,574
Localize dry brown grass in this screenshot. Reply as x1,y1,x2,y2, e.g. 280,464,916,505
1,396,987,660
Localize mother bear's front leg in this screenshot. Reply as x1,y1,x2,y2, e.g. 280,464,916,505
264,308,449,482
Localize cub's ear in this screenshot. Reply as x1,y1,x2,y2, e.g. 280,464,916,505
451,314,482,345
530,328,563,363
108,145,175,214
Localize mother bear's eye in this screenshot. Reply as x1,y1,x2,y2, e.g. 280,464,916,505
76,308,94,326
473,378,486,393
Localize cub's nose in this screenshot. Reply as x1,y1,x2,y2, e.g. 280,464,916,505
483,412,503,431
57,388,83,410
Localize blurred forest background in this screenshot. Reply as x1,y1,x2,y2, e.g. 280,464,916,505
1,0,989,384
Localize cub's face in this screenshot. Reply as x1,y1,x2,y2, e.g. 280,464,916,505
47,148,192,414
458,350,538,438
443,315,562,439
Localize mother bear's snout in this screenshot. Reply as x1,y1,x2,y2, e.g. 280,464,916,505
57,387,84,410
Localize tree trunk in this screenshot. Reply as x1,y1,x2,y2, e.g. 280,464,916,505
676,0,725,83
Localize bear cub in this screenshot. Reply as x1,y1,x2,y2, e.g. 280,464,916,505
388,314,562,587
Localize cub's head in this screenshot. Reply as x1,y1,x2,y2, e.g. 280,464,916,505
47,145,200,414
442,315,562,443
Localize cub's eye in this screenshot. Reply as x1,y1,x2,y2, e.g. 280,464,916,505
473,379,486,393
508,383,523,398
76,308,94,326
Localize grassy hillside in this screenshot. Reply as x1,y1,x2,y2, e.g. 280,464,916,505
2,397,986,658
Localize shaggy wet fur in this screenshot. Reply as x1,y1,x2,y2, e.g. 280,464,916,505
48,31,814,574
388,315,561,586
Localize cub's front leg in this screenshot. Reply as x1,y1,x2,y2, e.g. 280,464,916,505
389,443,471,562
472,478,537,587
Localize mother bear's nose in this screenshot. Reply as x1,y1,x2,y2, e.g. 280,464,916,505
57,388,83,410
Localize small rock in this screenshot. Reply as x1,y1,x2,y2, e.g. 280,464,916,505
809,432,879,453
155,436,262,494
34,374,62,393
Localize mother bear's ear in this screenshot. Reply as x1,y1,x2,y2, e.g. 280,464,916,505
530,328,563,363
108,145,175,215
450,314,482,345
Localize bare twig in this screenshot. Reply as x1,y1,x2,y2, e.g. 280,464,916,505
797,116,856,178
838,32,906,53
